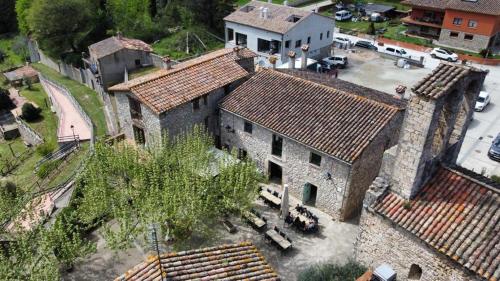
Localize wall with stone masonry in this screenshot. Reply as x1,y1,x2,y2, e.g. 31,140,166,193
438,29,492,53
355,208,481,281
221,110,379,220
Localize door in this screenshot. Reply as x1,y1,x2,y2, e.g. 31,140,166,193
303,183,318,206
268,161,282,184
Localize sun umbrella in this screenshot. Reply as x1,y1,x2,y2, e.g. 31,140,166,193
281,184,289,220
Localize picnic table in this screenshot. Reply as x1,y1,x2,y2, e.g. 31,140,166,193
265,229,292,250
243,211,266,229
259,190,281,207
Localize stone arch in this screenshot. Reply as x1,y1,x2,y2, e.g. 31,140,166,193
408,264,423,280
449,80,479,146
430,89,462,158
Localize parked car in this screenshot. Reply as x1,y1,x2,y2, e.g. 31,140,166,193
354,40,378,51
430,48,458,62
322,55,348,68
488,134,500,162
384,47,411,58
474,91,490,111
335,10,352,21
334,36,351,46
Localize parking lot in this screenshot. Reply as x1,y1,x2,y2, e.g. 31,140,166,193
331,44,500,177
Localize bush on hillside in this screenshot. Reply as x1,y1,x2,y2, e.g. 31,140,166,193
36,143,56,157
36,159,62,179
21,102,41,121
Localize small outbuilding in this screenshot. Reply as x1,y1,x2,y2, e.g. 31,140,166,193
2,65,39,87
363,3,395,17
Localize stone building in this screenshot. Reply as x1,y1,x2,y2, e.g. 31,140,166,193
86,34,153,90
219,69,406,221
355,63,498,281
108,48,256,146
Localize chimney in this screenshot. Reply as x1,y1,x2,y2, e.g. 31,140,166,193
269,56,277,69
116,31,123,40
233,46,242,58
259,7,264,18
263,8,269,19
301,44,309,70
287,51,296,69
268,0,272,3
162,56,172,70
124,67,129,82
283,0,288,6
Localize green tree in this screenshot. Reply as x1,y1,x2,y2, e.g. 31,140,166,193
77,127,260,249
106,0,156,41
0,0,17,34
0,89,15,111
15,0,34,35
27,0,98,58
21,103,42,122
187,0,236,32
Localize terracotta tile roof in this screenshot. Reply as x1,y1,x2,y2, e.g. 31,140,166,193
447,0,500,15
402,0,449,10
373,167,500,281
89,36,152,59
224,1,314,34
220,69,402,163
116,241,280,281
3,65,38,81
411,63,484,99
109,48,256,114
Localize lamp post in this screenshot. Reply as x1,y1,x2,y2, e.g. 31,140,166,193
70,125,78,148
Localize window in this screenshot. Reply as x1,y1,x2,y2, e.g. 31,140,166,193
192,98,200,110
408,264,422,280
295,40,302,48
204,116,209,129
468,19,477,28
227,28,234,41
309,152,321,166
464,34,474,40
453,17,462,25
271,134,283,157
135,59,141,66
320,33,323,40
238,148,248,159
307,36,311,44
128,97,142,119
450,32,459,38
244,121,253,134
133,125,145,145
285,40,291,48
327,31,330,38
258,38,272,52
203,95,208,105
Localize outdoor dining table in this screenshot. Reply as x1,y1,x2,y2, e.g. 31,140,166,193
259,190,282,206
265,229,292,250
243,211,266,229
289,209,315,225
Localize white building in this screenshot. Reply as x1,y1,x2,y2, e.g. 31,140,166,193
224,1,335,66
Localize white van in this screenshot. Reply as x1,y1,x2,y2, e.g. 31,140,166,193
335,10,352,21
384,47,411,58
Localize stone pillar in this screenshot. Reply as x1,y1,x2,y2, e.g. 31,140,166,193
287,51,296,70
269,56,277,69
162,56,172,70
301,44,309,70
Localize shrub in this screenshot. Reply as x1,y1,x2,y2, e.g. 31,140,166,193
37,159,62,179
479,49,490,58
367,22,376,35
298,260,367,281
36,143,56,157
0,89,15,110
21,102,42,122
491,175,500,184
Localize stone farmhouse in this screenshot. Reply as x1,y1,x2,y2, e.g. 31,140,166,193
108,48,256,146
402,0,500,52
86,34,153,91
224,1,335,66
355,63,498,281
219,68,406,221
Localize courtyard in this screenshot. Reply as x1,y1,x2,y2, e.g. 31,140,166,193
63,184,359,281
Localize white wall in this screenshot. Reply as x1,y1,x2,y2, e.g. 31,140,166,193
225,13,334,65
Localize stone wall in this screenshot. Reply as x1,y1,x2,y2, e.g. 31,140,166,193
438,29,491,53
15,117,44,146
220,110,351,220
355,209,481,281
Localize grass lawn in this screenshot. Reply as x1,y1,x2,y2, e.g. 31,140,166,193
237,0,283,6
31,63,107,137
129,66,159,80
20,83,58,147
0,35,25,73
153,27,225,60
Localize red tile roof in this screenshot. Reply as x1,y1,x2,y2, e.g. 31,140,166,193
220,69,402,163
89,36,152,59
411,63,484,99
109,48,256,114
373,167,500,281
116,241,280,281
403,0,500,15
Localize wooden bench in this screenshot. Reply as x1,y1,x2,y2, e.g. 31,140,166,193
259,190,281,207
243,211,266,230
265,228,292,251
